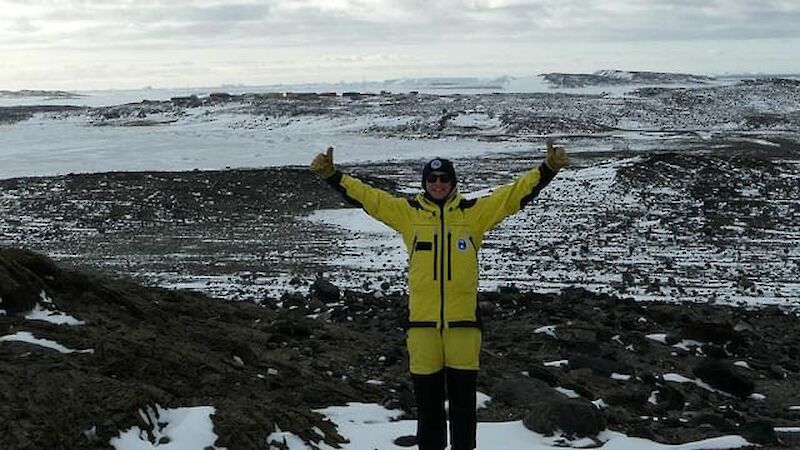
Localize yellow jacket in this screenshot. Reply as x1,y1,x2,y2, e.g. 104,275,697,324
326,163,556,329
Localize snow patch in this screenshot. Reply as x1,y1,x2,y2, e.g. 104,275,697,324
592,399,609,409
534,325,557,338
25,303,86,326
672,339,705,351
544,359,569,368
0,331,93,354
476,391,491,409
555,387,581,399
318,402,404,425
110,405,225,450
663,373,727,396
648,391,660,405
306,208,396,235
646,333,668,344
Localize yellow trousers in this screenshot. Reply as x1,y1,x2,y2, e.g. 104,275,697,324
406,327,482,375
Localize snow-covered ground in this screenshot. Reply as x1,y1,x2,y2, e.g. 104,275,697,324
2,75,799,309
107,401,752,450
0,73,772,180
0,110,536,180
272,402,751,450
302,154,800,308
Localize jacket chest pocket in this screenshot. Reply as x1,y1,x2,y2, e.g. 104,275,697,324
446,227,479,284
410,224,439,281
414,240,433,252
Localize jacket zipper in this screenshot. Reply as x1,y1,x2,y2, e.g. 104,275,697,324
439,205,446,329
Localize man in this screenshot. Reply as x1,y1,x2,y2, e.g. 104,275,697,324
310,141,568,450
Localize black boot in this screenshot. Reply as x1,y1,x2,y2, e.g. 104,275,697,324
446,368,477,450
412,370,447,450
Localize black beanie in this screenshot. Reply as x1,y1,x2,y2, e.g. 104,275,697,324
421,158,457,188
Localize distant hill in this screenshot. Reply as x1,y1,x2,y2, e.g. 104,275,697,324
0,89,82,99
543,70,716,88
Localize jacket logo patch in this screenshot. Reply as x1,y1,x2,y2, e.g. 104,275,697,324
457,239,468,251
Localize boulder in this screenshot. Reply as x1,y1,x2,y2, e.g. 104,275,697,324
524,365,559,386
498,284,520,294
394,435,416,447
689,413,735,431
523,398,606,438
692,359,754,397
605,406,633,425
644,304,682,324
492,377,564,408
604,386,649,410
652,385,686,412
703,343,727,359
569,355,633,377
311,278,340,302
678,320,737,345
559,287,593,304
0,248,60,278
739,419,778,445
557,328,602,354
0,249,50,315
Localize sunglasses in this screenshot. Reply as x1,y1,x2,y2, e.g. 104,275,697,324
425,173,452,183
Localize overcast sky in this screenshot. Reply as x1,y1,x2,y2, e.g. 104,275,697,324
2,0,799,90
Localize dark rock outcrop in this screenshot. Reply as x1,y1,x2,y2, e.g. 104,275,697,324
0,249,53,315
2,249,799,449
0,249,377,450
492,377,564,407
692,359,755,397
311,277,340,302
569,355,633,377
523,399,606,438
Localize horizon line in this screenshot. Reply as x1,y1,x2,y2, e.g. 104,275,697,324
5,70,800,94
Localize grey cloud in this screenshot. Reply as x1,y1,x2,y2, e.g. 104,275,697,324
34,2,271,24
10,18,39,33
3,0,800,51
590,1,800,41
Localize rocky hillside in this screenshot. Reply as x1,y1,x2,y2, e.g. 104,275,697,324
2,248,799,449
543,70,716,88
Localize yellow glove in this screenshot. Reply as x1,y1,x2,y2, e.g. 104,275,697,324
544,138,569,171
310,146,336,179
